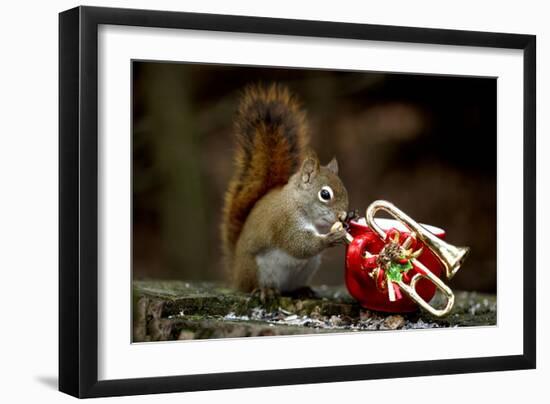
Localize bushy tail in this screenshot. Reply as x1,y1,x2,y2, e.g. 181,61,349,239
221,83,309,259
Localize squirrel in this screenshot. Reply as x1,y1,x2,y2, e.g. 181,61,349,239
221,83,349,293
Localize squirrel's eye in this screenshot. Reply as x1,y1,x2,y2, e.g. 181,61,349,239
318,186,334,203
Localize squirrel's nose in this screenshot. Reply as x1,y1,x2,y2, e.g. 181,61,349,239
338,211,347,222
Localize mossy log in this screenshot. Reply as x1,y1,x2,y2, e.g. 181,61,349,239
133,280,496,342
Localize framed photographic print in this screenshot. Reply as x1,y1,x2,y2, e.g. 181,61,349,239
59,6,536,398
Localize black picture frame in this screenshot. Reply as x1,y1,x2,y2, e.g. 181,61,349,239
59,5,536,398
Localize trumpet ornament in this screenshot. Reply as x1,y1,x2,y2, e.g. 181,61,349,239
336,200,470,317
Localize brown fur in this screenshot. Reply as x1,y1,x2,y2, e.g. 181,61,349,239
221,84,309,261
230,164,348,291
221,84,349,292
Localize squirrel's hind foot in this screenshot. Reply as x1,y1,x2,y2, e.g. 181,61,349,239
250,287,281,305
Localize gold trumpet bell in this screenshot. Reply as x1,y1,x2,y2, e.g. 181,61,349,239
366,200,470,280
436,242,470,280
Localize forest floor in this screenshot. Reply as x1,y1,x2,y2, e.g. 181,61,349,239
133,280,496,342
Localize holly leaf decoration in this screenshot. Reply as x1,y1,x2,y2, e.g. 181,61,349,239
398,260,413,271
386,260,413,283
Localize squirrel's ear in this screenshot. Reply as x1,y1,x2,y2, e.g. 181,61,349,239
326,157,339,175
300,155,320,184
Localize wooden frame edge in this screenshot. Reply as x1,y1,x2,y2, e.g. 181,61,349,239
59,6,537,398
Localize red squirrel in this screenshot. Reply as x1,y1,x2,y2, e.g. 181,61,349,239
221,84,349,293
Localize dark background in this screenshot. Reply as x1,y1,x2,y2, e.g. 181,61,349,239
132,61,496,293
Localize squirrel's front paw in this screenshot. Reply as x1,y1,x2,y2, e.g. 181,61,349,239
325,224,347,246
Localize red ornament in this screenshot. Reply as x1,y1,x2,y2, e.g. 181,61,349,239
344,219,446,313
